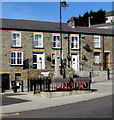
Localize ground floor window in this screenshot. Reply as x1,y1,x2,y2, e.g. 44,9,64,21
94,52,100,64
10,51,23,65
15,73,21,81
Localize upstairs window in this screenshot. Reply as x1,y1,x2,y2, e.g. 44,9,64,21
10,51,23,65
52,35,61,48
94,36,101,48
34,33,43,48
71,36,79,49
12,32,21,47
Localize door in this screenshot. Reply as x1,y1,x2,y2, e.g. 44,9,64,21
2,74,10,91
33,53,45,69
105,53,109,70
37,55,43,69
71,54,79,71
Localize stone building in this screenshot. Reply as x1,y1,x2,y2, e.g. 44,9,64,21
0,18,113,91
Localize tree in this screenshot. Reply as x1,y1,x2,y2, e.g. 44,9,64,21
67,9,107,27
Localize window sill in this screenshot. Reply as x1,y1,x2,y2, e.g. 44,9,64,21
94,47,101,49
33,47,44,49
52,48,61,50
71,48,79,50
10,64,23,66
11,46,23,48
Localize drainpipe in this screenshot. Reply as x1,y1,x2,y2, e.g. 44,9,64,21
102,36,105,71
68,34,70,68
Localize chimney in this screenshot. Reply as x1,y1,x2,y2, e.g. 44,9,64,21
67,18,75,28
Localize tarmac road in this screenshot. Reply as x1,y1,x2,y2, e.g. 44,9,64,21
1,94,30,106
3,95,112,119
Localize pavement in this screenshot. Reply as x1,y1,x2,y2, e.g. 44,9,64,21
0,74,113,116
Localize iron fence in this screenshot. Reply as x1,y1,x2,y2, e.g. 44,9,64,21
28,77,91,94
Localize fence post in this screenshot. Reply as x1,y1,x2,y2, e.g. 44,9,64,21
40,78,42,92
89,71,92,83
48,78,50,91
107,69,110,80
27,79,29,91
21,80,24,92
34,79,36,94
88,80,91,90
30,80,33,91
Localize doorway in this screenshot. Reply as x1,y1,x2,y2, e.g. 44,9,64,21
33,53,45,69
2,74,10,92
71,54,79,71
104,53,110,70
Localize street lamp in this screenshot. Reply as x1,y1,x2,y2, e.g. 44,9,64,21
60,0,69,76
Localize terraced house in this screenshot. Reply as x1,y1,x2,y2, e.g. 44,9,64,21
0,18,113,91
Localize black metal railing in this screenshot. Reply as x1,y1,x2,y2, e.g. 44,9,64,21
28,77,91,94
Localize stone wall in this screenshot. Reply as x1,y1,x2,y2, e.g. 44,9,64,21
1,29,113,90
80,34,113,71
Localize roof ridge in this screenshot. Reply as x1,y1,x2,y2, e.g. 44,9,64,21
1,18,67,24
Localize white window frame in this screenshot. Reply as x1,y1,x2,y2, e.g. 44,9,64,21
71,36,79,49
12,32,21,47
94,53,100,64
94,36,101,48
52,35,61,48
10,51,23,65
34,33,43,48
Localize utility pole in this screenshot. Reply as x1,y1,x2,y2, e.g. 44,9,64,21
60,0,68,76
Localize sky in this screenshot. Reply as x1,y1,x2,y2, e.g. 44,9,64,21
1,1,113,23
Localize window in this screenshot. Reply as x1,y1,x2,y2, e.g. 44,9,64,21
12,32,21,47
15,73,21,81
94,36,100,48
34,33,43,48
94,52,100,64
10,51,23,65
71,36,79,49
52,35,61,48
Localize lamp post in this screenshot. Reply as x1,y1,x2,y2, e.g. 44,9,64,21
60,0,68,76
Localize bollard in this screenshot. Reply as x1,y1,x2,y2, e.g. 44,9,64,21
107,69,110,80
27,79,29,91
89,71,92,83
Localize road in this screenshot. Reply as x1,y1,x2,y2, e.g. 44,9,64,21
2,95,112,119
1,94,30,106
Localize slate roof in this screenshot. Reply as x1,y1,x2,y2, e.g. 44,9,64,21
91,22,113,27
0,18,114,36
106,11,114,17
